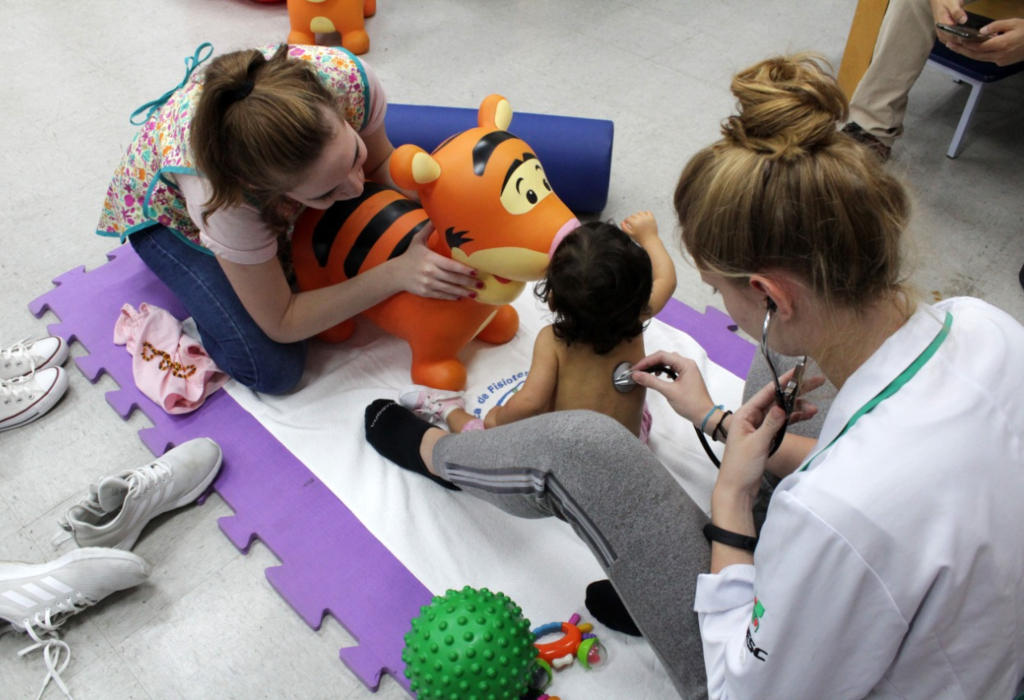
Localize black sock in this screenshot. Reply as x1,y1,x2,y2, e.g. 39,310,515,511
585,579,642,637
364,399,460,491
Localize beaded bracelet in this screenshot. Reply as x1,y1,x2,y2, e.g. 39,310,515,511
699,404,725,434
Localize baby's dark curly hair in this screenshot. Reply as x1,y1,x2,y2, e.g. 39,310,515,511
535,222,653,355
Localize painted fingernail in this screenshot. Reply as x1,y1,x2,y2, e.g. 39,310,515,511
469,292,478,299
476,282,484,289
470,270,478,277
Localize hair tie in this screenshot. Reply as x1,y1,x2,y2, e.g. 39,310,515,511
226,80,255,103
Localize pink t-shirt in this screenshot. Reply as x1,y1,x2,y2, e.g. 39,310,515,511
175,60,387,265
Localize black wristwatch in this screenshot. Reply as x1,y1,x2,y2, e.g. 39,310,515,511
703,523,759,552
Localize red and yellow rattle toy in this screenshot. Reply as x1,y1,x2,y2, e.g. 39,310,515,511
530,612,607,697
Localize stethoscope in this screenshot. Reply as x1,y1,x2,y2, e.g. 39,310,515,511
612,361,727,465
611,362,677,393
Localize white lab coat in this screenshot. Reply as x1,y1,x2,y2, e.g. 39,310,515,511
694,298,1024,699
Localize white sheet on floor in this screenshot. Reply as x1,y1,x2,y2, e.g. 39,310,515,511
225,289,744,698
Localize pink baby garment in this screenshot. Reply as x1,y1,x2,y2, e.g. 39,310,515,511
114,303,228,414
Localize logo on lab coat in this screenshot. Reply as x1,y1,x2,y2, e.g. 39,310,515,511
751,597,765,632
746,597,769,662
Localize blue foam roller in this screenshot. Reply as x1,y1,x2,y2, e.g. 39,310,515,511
385,103,614,214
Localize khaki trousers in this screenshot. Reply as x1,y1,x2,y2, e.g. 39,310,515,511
849,0,939,146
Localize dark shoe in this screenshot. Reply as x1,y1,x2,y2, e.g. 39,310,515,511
841,122,892,162
1019,261,1024,291
585,579,642,637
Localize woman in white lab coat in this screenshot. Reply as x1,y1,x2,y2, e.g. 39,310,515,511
365,53,1024,699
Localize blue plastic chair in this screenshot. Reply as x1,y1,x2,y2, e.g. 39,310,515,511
927,38,1024,158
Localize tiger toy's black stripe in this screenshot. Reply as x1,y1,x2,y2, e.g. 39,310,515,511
343,197,422,278
387,219,430,262
472,131,516,176
312,183,388,268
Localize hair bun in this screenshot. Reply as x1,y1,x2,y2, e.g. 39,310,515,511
722,53,848,160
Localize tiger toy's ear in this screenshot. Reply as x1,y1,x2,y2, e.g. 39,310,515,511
390,144,441,192
477,94,512,131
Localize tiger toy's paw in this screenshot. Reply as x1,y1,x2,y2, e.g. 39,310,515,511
341,28,370,55
411,358,467,392
475,305,519,345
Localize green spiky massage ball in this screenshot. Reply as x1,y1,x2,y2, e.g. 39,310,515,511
403,586,537,699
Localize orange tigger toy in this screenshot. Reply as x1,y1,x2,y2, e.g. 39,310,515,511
286,0,376,55
291,94,580,390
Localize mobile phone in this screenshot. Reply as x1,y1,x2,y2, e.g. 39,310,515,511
936,22,989,42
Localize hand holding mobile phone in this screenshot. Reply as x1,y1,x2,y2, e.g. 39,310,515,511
936,22,989,42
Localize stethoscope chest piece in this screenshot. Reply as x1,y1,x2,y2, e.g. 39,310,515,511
611,362,678,394
612,361,637,393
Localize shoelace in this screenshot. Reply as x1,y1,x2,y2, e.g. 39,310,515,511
1,338,39,377
15,594,93,700
420,394,448,420
130,459,173,494
1,375,39,404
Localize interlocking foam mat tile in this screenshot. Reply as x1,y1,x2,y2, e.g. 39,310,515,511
30,246,754,693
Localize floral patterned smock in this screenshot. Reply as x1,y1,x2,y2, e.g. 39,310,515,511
96,43,371,254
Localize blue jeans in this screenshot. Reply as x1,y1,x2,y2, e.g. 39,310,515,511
130,226,307,394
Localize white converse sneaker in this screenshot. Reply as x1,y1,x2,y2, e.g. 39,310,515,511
0,367,69,433
56,438,223,551
0,336,69,381
0,548,151,700
398,385,466,427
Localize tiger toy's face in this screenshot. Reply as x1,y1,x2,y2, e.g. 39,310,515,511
391,95,580,305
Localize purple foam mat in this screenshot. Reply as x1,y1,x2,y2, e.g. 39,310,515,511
656,299,756,379
29,247,429,692
29,245,754,694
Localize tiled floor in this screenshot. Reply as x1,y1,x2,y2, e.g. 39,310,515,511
2,1,1022,698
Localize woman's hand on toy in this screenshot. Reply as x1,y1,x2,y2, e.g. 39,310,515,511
394,224,479,300
630,351,714,425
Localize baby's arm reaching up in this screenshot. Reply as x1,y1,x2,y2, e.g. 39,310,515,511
621,211,678,318
485,326,559,428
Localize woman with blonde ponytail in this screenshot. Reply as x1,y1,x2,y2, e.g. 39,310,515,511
97,44,477,393
364,54,1024,699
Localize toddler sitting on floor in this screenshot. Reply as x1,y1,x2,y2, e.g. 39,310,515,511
398,211,676,443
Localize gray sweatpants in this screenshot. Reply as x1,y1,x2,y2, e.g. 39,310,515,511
432,410,710,699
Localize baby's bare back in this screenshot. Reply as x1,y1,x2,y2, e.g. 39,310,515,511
552,335,647,437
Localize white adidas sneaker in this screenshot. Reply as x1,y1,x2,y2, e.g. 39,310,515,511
0,336,69,381
0,367,69,433
0,548,151,700
56,438,224,551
